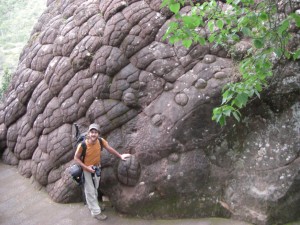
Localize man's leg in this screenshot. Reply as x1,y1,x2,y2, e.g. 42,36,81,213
83,170,101,216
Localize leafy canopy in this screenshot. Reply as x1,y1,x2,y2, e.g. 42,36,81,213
161,0,300,126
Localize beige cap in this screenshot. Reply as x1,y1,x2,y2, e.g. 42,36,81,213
88,123,100,132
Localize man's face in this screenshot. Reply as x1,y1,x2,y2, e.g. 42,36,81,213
89,129,99,142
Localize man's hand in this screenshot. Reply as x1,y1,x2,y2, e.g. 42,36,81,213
120,154,131,161
86,165,95,173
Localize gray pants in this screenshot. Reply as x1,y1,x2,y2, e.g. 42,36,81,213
83,170,101,216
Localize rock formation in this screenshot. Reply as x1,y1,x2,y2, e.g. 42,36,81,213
0,0,299,224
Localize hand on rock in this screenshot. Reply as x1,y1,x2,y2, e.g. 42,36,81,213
120,154,131,161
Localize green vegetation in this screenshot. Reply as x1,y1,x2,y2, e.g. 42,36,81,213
162,0,300,126
0,0,46,99
0,0,46,71
0,67,12,100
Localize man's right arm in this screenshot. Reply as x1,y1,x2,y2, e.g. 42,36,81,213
74,145,84,166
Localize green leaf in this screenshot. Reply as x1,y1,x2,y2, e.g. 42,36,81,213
284,50,291,59
198,36,206,45
234,93,249,108
232,111,240,122
253,39,264,49
182,16,193,27
219,116,226,126
241,27,252,36
169,35,179,44
254,89,260,98
255,82,262,92
259,12,268,20
212,108,222,122
293,48,300,60
182,16,202,29
231,34,240,42
192,16,203,27
296,17,300,27
222,90,234,104
223,108,231,116
170,3,180,14
216,19,224,29
290,13,300,27
238,16,247,26
208,20,214,32
278,20,289,35
208,34,216,43
274,48,283,57
160,0,169,8
182,39,193,48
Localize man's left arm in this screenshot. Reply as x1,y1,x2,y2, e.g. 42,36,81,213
104,142,130,160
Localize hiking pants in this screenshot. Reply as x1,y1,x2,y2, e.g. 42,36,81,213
83,170,101,216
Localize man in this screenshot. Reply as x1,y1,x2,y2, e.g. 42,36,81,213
74,123,130,220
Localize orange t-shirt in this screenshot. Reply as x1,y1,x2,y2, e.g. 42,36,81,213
77,138,108,166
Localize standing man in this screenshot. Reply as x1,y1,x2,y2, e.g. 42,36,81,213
74,123,130,221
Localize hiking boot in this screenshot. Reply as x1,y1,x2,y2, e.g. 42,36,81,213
93,213,107,221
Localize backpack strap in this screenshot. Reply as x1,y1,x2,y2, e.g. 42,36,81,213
81,141,87,163
99,137,103,151
81,138,103,163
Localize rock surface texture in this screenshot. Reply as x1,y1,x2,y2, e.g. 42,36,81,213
0,0,299,225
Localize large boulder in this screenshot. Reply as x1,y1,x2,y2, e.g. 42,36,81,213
0,0,299,224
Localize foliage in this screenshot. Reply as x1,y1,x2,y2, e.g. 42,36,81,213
161,0,300,126
0,0,46,71
0,67,12,100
